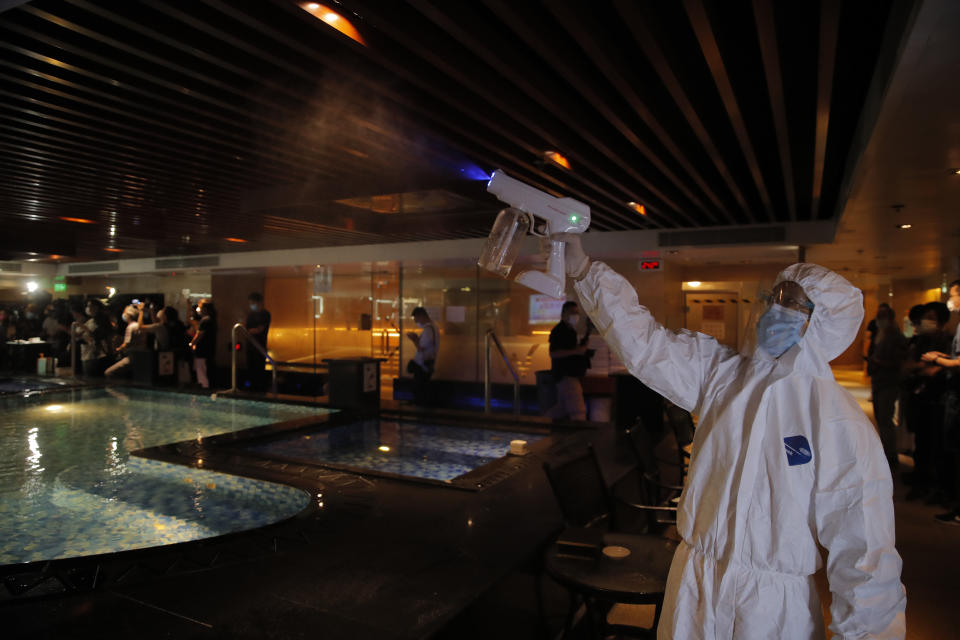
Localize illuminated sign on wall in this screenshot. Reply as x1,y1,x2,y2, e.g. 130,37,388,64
529,294,565,325
639,261,661,271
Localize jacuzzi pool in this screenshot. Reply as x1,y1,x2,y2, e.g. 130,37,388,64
244,418,547,485
0,387,332,565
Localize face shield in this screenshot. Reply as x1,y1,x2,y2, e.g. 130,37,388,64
740,281,814,358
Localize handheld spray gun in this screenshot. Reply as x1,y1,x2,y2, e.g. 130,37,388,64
478,170,590,299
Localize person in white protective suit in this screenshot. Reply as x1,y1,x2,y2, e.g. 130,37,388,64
555,234,906,639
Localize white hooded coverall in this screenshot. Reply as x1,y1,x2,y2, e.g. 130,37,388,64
574,262,906,639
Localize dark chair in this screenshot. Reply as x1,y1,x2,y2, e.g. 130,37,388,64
619,424,683,533
541,445,678,638
663,402,694,485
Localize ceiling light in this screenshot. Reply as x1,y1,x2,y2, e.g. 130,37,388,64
59,217,96,224
45,405,63,412
543,150,571,170
896,224,912,230
953,168,960,175
627,201,647,215
687,281,702,288
378,445,390,452
26,281,38,292
104,247,123,253
106,286,116,297
225,237,248,243
299,3,366,45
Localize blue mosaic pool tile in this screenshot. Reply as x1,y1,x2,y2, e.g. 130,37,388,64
1,389,323,565
246,420,544,482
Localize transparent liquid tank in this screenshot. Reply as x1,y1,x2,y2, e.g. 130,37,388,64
477,208,530,277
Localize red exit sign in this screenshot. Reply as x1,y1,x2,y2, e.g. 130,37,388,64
640,260,661,271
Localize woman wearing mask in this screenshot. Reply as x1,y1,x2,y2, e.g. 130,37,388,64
189,301,216,389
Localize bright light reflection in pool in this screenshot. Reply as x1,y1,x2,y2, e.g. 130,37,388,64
27,427,42,471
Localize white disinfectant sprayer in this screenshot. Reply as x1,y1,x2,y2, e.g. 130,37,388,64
477,169,590,299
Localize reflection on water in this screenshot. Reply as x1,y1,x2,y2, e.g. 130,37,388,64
0,388,329,564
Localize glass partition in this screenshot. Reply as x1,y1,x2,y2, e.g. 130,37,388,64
220,254,671,401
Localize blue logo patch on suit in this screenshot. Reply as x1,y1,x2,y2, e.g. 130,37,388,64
784,435,812,466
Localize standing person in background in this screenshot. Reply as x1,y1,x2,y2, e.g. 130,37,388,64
902,301,952,500
41,303,60,341
546,301,588,421
866,302,892,367
73,299,111,378
920,279,960,523
405,307,438,406
869,305,907,470
17,303,43,339
245,292,271,391
190,301,217,389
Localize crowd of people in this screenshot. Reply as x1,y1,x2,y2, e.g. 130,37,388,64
0,292,271,391
867,279,960,525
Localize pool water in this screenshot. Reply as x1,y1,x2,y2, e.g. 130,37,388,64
0,388,330,565
245,420,545,482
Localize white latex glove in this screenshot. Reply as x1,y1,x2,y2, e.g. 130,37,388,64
550,232,591,280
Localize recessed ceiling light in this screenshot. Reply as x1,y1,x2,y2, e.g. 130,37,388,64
225,237,248,243
896,224,912,230
687,281,702,287
59,217,96,224
378,445,390,452
627,201,647,215
299,3,366,45
543,150,571,170
953,168,960,175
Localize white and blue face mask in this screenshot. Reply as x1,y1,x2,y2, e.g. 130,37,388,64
756,303,809,357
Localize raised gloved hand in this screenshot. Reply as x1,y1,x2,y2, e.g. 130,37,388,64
550,233,591,280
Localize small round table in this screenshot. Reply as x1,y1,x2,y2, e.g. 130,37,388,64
545,530,677,638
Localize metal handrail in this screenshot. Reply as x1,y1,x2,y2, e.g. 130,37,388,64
484,329,520,415
229,323,278,395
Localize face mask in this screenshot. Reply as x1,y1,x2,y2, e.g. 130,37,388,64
919,319,938,333
415,321,425,328
756,304,808,357
25,312,36,320
250,304,258,311
876,318,890,330
903,320,915,339
567,314,580,327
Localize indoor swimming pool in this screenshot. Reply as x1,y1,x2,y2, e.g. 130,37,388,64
0,387,331,565
244,419,546,484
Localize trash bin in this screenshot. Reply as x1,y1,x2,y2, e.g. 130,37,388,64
323,358,383,410
36,354,56,376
